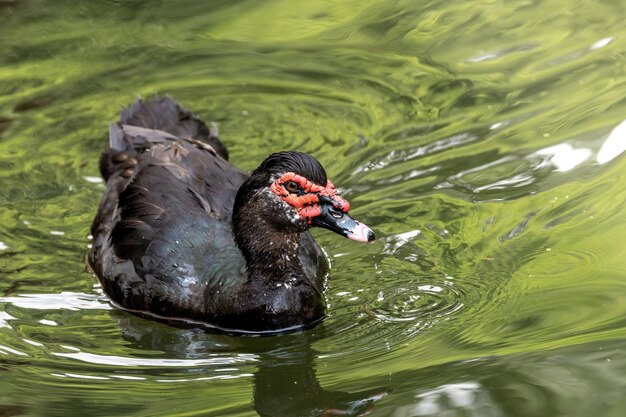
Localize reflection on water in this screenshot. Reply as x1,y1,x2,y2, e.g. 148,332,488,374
114,315,388,416
598,119,626,164
1,0,626,416
0,291,111,311
385,339,626,417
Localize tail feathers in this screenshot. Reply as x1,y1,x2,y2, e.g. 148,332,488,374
117,96,228,160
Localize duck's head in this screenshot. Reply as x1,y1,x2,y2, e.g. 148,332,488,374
233,151,374,243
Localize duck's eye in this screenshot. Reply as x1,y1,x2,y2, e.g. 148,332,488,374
285,181,299,193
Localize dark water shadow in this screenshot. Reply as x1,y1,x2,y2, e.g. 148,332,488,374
112,312,388,417
0,117,11,135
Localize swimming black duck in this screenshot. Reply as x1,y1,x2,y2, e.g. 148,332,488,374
88,97,374,333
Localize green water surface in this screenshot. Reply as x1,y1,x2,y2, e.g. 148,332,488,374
1,1,626,416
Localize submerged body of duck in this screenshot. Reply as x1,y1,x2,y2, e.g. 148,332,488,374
88,97,374,333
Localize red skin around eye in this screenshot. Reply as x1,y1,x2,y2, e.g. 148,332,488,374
270,172,351,223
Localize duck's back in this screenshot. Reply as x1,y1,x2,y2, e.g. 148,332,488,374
89,98,245,320
88,98,326,328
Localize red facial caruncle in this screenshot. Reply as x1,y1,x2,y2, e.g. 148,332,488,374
270,172,350,224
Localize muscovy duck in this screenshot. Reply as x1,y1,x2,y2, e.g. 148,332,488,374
88,97,374,333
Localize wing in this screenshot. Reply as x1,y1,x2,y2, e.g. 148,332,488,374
90,134,248,320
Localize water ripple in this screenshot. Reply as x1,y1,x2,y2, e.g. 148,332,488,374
365,280,465,324
2,1,626,415
0,292,111,311
52,349,257,368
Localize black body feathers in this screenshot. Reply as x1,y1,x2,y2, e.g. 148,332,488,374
88,97,327,333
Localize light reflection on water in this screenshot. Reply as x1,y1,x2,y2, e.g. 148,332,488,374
0,292,111,311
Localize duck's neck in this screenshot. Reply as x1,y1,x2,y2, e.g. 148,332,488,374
232,200,305,281
230,192,325,331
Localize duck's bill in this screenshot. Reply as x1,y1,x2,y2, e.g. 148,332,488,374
312,204,375,242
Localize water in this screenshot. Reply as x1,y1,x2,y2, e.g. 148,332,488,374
1,0,626,415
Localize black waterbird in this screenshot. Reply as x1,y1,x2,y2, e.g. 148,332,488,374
88,97,374,334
